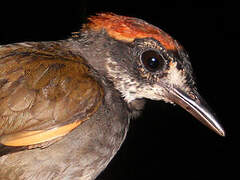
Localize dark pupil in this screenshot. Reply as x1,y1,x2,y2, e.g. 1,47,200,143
141,50,164,72
148,57,159,69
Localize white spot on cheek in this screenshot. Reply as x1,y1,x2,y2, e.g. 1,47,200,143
165,61,190,92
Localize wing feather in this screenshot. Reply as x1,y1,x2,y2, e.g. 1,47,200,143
0,42,103,146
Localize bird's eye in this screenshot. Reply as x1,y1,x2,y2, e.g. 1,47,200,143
141,50,165,72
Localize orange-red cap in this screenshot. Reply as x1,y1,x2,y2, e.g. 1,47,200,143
85,13,178,51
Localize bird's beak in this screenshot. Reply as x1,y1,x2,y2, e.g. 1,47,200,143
168,88,225,136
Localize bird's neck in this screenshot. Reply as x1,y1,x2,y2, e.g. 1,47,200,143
63,31,146,119
65,30,113,75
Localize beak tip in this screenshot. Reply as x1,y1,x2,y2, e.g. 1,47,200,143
209,118,225,137
218,128,226,137
170,88,225,137
202,119,225,137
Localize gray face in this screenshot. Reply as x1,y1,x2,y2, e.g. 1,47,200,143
106,37,195,103
105,37,224,136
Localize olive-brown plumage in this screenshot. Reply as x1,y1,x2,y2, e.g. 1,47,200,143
0,13,224,180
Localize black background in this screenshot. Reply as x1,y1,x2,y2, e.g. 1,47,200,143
0,1,237,179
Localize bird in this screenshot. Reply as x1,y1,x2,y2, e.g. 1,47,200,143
0,13,224,180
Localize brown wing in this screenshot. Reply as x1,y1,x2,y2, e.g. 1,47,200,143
0,42,103,146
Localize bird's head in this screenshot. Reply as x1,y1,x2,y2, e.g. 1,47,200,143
76,13,224,136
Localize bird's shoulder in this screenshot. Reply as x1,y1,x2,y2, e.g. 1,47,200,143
0,41,103,147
